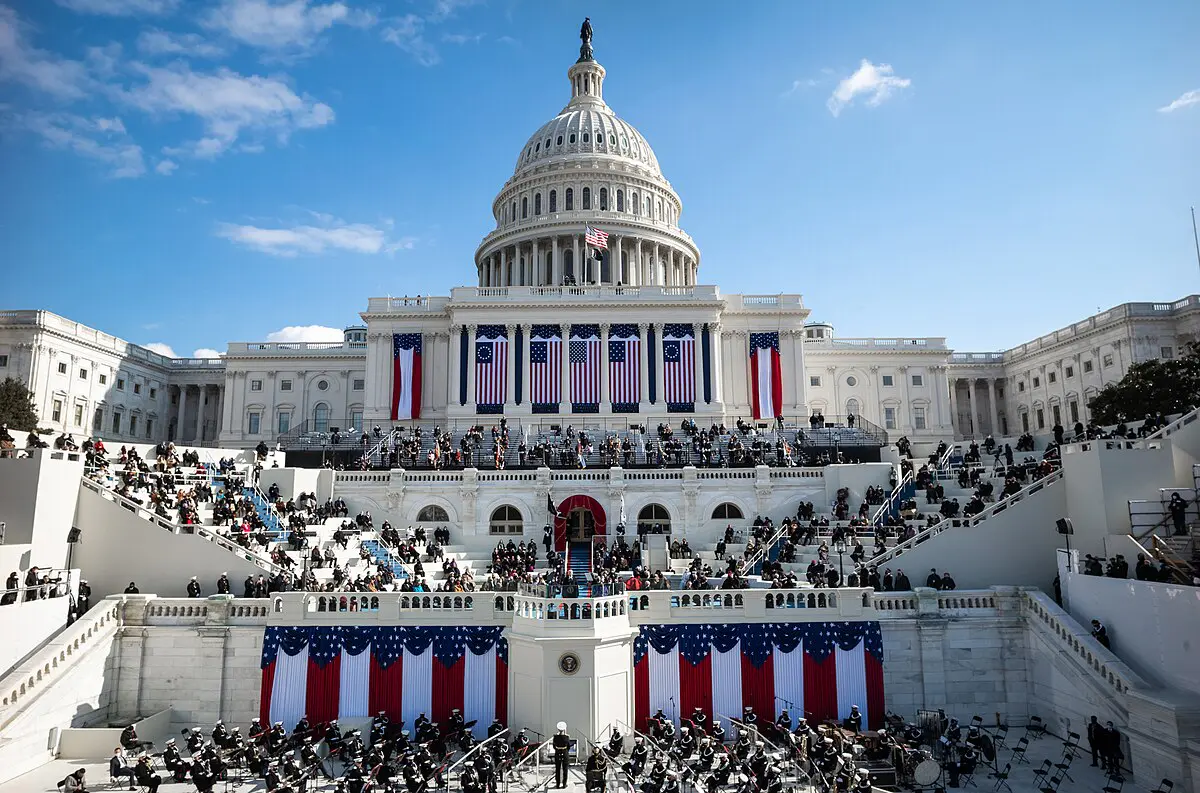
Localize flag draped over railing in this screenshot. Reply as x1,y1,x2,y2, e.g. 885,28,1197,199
392,333,423,420
749,332,782,421
475,325,508,413
633,622,884,735
608,323,640,412
259,625,508,736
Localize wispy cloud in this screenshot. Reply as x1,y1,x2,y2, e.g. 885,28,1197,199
266,325,343,342
827,59,911,117
427,0,481,23
0,6,94,99
216,212,416,257
137,29,225,59
441,32,483,45
54,0,179,16
155,158,177,174
1158,89,1199,114
383,14,439,66
202,0,375,54
10,111,145,178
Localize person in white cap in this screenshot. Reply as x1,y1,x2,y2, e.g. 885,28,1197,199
186,576,202,598
552,722,570,788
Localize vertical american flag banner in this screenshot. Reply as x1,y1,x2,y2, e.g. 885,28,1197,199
260,625,508,736
570,325,601,412
475,325,508,414
529,325,562,413
633,622,884,735
749,332,783,421
391,333,423,420
662,323,696,412
608,323,641,413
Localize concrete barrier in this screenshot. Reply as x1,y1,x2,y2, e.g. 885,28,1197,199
57,707,174,759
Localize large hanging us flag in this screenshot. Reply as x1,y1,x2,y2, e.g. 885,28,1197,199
259,625,508,736
633,622,884,735
392,333,423,420
749,332,783,421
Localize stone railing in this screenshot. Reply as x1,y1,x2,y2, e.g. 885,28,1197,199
259,592,505,624
1021,590,1147,696
448,285,719,303
512,592,628,622
0,600,122,726
804,337,948,350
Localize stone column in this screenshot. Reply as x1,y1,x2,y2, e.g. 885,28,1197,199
560,323,572,412
948,378,959,438
987,379,1000,436
449,325,462,408
501,247,510,287
194,386,205,443
693,322,705,405
600,323,612,411
220,377,235,439
465,326,477,412
652,323,665,408
968,379,978,436
634,239,643,286
215,386,225,436
572,236,580,284
505,324,517,406
176,386,188,442
638,323,650,412
520,324,533,407
610,235,620,285
532,239,541,286
551,237,561,286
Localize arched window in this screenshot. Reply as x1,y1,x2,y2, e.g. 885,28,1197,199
556,135,563,146
616,190,624,212
569,133,576,144
549,190,557,212
417,505,449,522
490,505,523,535
711,503,744,520
599,188,608,210
566,188,574,211
510,201,516,223
313,403,330,432
846,398,860,417
657,199,663,219
631,193,639,215
637,504,671,533
582,187,591,210
564,249,574,280
521,197,528,219
583,132,590,143
534,193,542,215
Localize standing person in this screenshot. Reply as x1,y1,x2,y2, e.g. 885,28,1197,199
1086,716,1103,767
1102,721,1123,774
552,722,571,789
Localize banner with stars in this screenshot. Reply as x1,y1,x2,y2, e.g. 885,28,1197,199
632,622,884,734
392,333,423,420
259,625,508,737
749,331,783,421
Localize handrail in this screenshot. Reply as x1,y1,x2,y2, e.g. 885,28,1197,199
1145,405,1200,441
503,736,555,792
447,727,509,776
1,575,73,604
741,523,789,576
936,442,959,471
1145,536,1194,584
80,477,283,575
871,468,1064,566
871,469,913,527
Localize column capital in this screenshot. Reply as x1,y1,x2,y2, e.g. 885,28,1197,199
560,323,571,335
600,322,611,333
638,322,649,333
521,323,533,333
505,323,517,334
450,324,463,334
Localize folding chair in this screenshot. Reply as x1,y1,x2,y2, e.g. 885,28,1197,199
989,761,1012,793
959,760,978,788
1038,770,1065,793
1010,737,1030,765
1053,749,1076,783
1030,759,1053,787
1025,716,1046,741
1101,773,1124,793
1061,731,1081,755
1150,780,1174,793
970,715,984,731
991,723,1009,750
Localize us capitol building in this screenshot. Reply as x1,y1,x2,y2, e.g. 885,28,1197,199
0,32,1197,451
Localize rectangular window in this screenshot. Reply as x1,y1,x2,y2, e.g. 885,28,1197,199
133,382,141,395
73,404,84,426
913,407,926,430
1065,366,1074,379
111,412,122,433
251,379,263,392
1032,377,1040,388
1103,354,1113,367
884,407,897,430
997,387,1004,398
353,379,365,391
809,376,821,387
99,373,107,385
145,418,153,438
0,354,8,367
351,410,363,429
93,408,103,430
911,374,923,387
78,368,87,379
280,379,292,391
882,375,894,387
129,415,138,436
248,412,261,435
1018,382,1025,392
57,362,67,375
278,412,291,435
1083,360,1093,373
1052,405,1061,425
1069,401,1079,424
1021,412,1029,433
1036,409,1045,430
1048,372,1056,384
1160,346,1174,359
116,377,125,390
149,387,157,399
52,399,63,422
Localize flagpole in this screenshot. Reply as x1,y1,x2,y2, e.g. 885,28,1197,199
1191,206,1200,279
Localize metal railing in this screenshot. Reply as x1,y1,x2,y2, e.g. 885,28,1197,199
0,572,73,606
871,469,913,527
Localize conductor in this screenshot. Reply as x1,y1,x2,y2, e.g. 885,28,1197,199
553,722,571,789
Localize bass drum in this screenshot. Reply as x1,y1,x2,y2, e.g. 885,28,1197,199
980,734,996,763
913,759,941,787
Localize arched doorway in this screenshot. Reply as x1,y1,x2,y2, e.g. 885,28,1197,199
552,494,607,552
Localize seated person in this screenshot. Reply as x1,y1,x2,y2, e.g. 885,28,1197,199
108,749,136,789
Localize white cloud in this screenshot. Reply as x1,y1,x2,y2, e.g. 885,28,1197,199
215,213,415,256
428,0,481,23
441,32,483,45
54,0,179,15
192,347,222,358
120,63,334,159
142,342,178,357
155,158,177,174
137,29,225,59
1158,89,1199,114
14,111,146,178
202,0,375,53
383,14,439,66
0,6,93,99
827,59,911,117
266,325,343,343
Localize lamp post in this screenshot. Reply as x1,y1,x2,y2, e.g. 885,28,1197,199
834,539,846,588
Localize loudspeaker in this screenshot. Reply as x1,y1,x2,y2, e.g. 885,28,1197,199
1055,518,1074,535
66,527,82,543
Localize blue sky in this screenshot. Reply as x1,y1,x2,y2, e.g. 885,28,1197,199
1,0,1198,358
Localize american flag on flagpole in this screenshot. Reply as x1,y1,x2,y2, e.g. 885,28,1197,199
569,325,601,407
585,225,609,249
529,324,562,406
608,323,640,409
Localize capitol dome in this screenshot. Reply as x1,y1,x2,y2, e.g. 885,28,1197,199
474,26,700,290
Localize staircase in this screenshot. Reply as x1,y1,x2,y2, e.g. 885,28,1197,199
567,542,591,578
360,538,410,580
242,484,284,535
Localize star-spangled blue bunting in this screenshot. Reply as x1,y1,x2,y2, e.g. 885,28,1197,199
260,625,508,670
633,622,883,667
570,324,600,340
662,323,695,339
531,324,561,340
477,325,507,340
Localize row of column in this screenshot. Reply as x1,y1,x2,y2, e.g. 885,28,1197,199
480,234,697,288
174,383,223,444
448,322,715,413
948,377,1002,438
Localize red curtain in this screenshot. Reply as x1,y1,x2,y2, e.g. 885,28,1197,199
552,494,608,551
306,655,341,726
865,652,885,730
495,654,509,725
634,655,650,733
803,653,838,724
679,655,713,727
739,653,775,724
432,656,465,730
259,660,276,724
368,656,403,719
